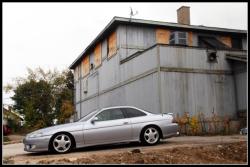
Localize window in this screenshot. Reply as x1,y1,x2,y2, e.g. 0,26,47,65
82,55,90,77
108,31,117,58
169,31,188,45
122,108,147,118
95,108,125,121
94,43,102,68
156,28,170,44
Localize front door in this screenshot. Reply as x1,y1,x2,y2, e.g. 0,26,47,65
83,108,132,145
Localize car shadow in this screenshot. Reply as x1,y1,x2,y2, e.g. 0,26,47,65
26,140,169,156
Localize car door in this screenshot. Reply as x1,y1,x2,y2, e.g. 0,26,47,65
83,108,132,145
121,107,148,141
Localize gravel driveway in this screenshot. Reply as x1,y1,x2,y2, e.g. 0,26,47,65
3,143,26,157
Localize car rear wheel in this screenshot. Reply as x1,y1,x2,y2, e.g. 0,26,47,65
141,126,160,145
51,133,72,153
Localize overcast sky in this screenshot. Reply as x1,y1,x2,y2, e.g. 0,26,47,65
2,2,248,105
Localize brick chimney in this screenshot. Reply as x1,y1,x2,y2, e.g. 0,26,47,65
177,6,190,25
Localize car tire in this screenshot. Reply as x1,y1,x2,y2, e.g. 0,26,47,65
50,133,73,154
141,126,160,145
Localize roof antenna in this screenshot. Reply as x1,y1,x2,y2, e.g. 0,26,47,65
129,7,138,21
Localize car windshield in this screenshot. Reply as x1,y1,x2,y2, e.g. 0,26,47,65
77,109,99,122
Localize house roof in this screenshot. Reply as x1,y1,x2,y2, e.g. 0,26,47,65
69,16,247,69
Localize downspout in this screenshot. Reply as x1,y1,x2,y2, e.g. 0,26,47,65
157,45,163,115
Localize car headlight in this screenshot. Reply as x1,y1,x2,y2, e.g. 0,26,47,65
27,132,44,138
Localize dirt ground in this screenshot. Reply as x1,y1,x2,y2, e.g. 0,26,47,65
3,134,24,145
3,135,247,164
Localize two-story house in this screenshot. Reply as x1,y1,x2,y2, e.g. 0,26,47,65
69,6,247,129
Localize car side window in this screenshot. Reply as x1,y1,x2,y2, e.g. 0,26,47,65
123,108,147,118
95,108,125,121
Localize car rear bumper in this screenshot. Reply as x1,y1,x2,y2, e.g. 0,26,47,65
23,135,52,152
162,123,179,139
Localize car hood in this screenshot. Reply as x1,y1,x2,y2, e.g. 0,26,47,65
28,121,85,136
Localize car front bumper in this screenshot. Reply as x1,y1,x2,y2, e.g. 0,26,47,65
23,135,52,152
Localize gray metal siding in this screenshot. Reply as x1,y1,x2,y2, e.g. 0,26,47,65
81,97,98,117
235,71,247,111
233,61,247,111
101,39,108,60
159,47,232,71
76,104,81,120
75,81,80,103
73,24,246,121
118,25,156,61
120,47,158,83
79,72,159,117
160,72,236,118
242,38,247,50
98,52,120,92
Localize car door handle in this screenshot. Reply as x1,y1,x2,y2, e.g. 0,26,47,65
123,122,129,125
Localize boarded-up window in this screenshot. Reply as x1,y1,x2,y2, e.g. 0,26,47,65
108,31,117,58
219,36,232,48
188,31,193,46
82,55,90,77
156,28,170,44
94,43,102,68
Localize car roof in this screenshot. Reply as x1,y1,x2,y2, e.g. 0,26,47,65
101,106,139,110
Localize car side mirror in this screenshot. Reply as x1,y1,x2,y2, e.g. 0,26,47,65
91,117,99,124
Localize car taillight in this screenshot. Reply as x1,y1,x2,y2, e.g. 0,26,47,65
171,115,176,123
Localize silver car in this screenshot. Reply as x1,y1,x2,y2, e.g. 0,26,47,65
23,106,179,153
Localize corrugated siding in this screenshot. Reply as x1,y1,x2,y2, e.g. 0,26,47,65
235,71,247,111
160,71,236,118
81,72,160,117
120,47,158,83
118,25,156,60
242,38,247,50
159,47,232,71
74,24,246,120
81,97,98,117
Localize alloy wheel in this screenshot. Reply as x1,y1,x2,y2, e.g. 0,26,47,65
52,134,72,153
144,127,159,144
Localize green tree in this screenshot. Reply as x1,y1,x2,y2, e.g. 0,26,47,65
54,70,74,123
11,79,54,128
6,67,74,129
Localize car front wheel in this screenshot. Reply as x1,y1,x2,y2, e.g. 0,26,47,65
51,133,72,153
